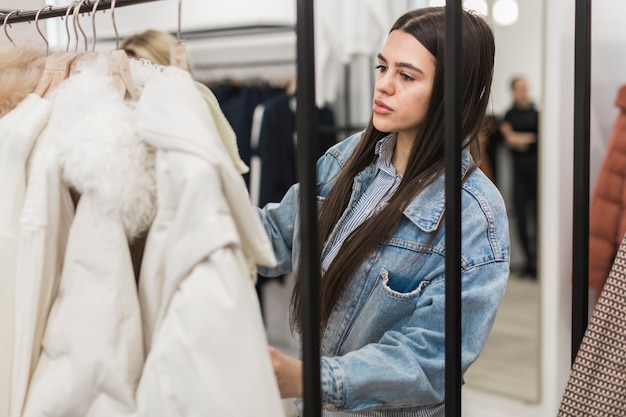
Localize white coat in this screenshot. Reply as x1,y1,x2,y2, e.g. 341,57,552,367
134,66,285,417
11,96,75,417
0,94,51,417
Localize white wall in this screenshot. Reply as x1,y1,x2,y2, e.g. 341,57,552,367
489,0,544,116
0,0,48,46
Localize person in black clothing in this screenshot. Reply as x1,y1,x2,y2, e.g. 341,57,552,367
500,76,539,278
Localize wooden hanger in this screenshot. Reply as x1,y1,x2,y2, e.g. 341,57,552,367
108,0,138,100
33,5,79,98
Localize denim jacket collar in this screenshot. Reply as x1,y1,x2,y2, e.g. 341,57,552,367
402,147,475,233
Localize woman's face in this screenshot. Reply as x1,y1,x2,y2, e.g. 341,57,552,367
372,30,436,143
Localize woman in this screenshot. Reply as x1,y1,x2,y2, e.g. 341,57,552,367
257,6,510,416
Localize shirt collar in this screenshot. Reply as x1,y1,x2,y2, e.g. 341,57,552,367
374,133,397,173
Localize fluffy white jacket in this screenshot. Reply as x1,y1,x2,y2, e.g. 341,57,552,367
20,56,153,417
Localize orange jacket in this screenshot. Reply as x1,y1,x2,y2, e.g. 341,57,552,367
589,85,626,295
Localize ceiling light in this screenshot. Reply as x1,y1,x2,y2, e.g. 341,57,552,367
428,0,446,7
492,0,519,26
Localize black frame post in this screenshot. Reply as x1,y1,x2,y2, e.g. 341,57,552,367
296,0,321,416
571,0,591,363
444,1,463,416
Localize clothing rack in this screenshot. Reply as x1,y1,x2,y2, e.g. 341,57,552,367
0,0,157,25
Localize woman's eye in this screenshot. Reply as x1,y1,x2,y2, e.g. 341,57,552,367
401,73,415,82
375,64,387,73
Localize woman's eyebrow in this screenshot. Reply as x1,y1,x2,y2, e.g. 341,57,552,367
377,53,424,75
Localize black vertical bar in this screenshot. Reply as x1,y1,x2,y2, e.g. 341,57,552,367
444,1,462,416
296,0,321,416
571,0,591,363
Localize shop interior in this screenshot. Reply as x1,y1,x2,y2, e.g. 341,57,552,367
1,0,625,416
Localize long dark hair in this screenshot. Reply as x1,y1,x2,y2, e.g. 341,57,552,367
291,7,496,330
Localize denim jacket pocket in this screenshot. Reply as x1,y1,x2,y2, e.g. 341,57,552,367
339,269,430,352
380,268,430,299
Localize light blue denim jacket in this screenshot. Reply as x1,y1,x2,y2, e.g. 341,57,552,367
257,132,510,416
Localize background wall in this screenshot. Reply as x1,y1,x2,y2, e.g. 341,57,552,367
489,0,544,117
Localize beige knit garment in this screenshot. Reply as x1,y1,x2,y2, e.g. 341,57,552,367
559,233,626,416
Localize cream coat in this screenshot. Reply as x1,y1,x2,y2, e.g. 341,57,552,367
0,94,51,417
134,66,284,417
11,97,75,417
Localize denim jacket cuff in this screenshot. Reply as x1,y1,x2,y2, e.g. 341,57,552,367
321,356,345,410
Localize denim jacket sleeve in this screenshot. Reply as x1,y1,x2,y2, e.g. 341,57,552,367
256,133,358,278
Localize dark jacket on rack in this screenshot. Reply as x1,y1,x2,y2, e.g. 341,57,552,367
589,84,626,299
212,84,284,187
257,92,337,207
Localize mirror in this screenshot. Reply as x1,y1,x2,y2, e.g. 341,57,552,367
461,0,543,403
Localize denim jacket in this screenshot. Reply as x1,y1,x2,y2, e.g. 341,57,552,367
257,132,510,416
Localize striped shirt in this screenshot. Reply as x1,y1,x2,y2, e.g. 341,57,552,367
321,134,402,274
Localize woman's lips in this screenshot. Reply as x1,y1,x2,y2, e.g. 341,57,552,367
373,99,393,114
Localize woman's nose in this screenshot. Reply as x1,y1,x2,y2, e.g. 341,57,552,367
376,73,394,95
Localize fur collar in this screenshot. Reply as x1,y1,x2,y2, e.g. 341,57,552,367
0,46,46,118
49,55,158,240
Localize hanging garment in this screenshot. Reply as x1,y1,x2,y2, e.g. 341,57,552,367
134,66,284,417
589,84,626,300
314,0,407,106
0,94,51,417
20,57,153,417
194,81,249,175
257,92,337,207
11,103,75,417
559,233,626,416
212,83,285,187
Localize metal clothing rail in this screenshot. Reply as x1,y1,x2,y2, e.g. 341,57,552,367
0,0,157,25
571,0,591,363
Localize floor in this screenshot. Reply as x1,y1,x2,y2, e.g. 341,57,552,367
463,271,541,403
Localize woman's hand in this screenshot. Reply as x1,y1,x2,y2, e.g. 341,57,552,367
268,346,303,398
